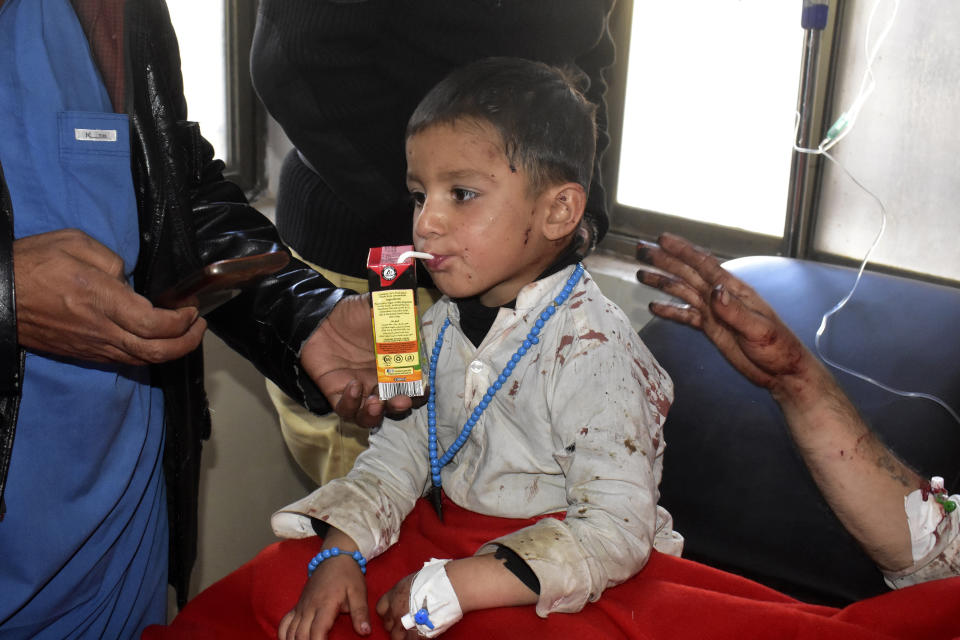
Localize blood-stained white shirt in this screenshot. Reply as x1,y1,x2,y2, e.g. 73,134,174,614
273,265,683,616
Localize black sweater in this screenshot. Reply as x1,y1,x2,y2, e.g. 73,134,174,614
251,0,616,279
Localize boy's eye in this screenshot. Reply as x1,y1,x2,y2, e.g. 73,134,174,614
409,191,425,207
452,188,478,202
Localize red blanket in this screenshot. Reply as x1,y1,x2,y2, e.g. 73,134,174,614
144,497,960,639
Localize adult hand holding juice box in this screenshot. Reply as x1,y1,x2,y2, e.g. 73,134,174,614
366,246,433,400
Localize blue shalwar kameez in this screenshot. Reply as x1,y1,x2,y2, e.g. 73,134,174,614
0,0,168,637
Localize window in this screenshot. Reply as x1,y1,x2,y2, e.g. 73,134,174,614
811,0,960,283
604,0,803,258
617,1,801,238
166,0,264,195
604,0,960,285
167,2,226,157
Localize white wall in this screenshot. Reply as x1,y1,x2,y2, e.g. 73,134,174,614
189,332,314,596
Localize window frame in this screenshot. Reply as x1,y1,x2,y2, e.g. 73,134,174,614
220,0,265,197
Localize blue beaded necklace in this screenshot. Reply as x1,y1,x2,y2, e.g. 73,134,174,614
425,263,585,520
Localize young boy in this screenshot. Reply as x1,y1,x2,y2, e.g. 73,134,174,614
273,57,682,639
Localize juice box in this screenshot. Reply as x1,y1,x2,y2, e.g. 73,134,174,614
366,246,426,400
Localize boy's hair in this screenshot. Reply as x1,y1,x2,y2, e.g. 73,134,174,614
407,57,598,196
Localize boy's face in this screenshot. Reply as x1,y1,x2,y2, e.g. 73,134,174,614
406,120,560,307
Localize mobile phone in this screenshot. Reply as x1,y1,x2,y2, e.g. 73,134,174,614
152,250,290,315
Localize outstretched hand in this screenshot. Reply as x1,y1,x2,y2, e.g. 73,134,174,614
635,232,813,390
300,294,417,429
638,233,924,572
14,229,206,365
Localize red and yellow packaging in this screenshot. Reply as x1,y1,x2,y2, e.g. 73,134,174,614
366,246,426,400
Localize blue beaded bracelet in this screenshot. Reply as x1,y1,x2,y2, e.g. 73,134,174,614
307,547,368,577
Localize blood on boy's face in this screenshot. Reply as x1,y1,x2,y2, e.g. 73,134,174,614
406,119,555,307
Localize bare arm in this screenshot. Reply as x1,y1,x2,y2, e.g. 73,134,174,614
636,232,920,571
376,553,538,639
444,554,539,612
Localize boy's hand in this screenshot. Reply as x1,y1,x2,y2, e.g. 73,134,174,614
375,573,419,640
278,554,371,640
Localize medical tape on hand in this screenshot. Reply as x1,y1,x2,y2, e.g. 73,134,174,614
904,476,958,562
400,558,462,637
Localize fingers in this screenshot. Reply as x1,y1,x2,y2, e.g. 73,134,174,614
376,585,400,635
655,232,731,292
115,313,208,364
637,231,812,388
14,230,207,365
280,560,368,640
100,289,206,363
711,283,790,352
353,395,386,429
377,575,417,639
347,585,372,636
283,603,333,640
710,284,770,342
636,237,715,298
375,592,390,619
278,610,295,640
656,232,768,305
711,285,810,380
301,294,390,425
647,300,703,329
330,380,386,429
637,267,709,315
104,286,199,338
638,233,780,324
331,381,414,427
383,394,414,420
25,228,128,279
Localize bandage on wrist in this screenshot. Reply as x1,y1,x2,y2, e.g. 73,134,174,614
904,476,958,562
400,558,463,637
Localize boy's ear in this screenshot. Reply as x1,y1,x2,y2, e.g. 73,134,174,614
541,183,587,241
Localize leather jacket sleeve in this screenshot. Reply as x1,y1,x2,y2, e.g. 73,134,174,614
0,163,20,399
0,162,24,520
172,122,345,415
199,201,347,414
124,0,345,416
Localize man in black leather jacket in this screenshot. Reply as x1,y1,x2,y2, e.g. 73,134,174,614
0,0,402,634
